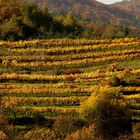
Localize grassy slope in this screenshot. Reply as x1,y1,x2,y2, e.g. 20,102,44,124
0,38,140,126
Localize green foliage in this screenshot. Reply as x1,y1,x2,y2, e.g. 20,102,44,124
83,23,134,39
0,15,28,41
0,1,83,40
63,12,82,36
110,76,122,86
123,76,140,86
0,0,135,40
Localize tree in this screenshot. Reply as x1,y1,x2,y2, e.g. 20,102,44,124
0,0,83,40
0,0,23,24
81,87,132,139
0,15,28,41
0,0,30,40
63,11,83,37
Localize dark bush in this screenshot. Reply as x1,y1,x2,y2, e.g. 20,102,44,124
33,113,46,125
0,59,2,64
110,76,123,86
2,31,19,41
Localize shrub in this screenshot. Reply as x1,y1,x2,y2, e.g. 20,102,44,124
33,113,46,125
81,87,132,139
66,127,133,140
65,124,97,140
123,76,140,86
0,15,25,41
1,31,19,41
23,128,56,140
110,76,123,86
53,114,83,140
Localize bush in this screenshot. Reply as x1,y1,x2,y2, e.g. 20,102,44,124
23,128,56,140
65,125,97,140
65,127,133,140
123,76,140,86
0,15,24,41
110,76,123,86
53,114,83,140
33,113,46,125
81,87,132,139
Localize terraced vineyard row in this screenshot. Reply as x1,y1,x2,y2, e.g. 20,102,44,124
0,38,137,48
0,38,140,122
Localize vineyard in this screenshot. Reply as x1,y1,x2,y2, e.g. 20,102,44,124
0,38,140,126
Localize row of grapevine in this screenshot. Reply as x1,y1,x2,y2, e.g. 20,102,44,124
0,38,138,48
0,38,140,120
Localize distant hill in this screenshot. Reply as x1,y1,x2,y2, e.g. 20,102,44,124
28,0,140,29
112,0,140,21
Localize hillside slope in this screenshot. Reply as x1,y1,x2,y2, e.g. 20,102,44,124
113,0,140,13
0,38,140,120
0,38,140,138
28,0,140,29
